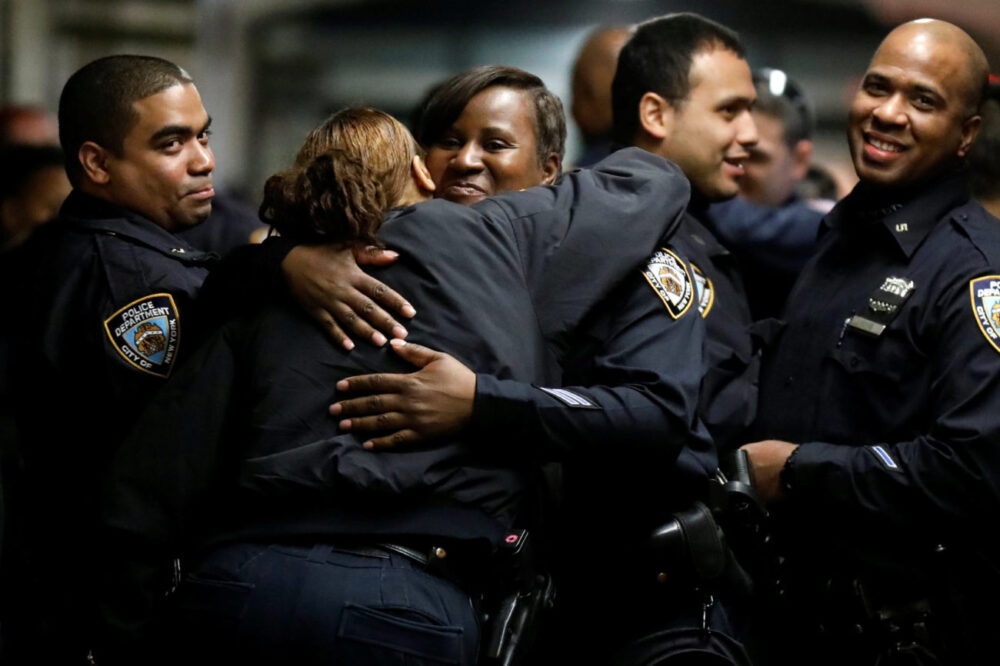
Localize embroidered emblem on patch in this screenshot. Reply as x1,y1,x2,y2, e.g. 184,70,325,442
104,293,181,377
538,387,596,408
690,263,714,318
641,249,694,319
970,276,1000,354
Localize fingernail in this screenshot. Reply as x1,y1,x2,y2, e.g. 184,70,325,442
390,338,406,349
329,404,341,415
402,304,416,318
384,250,399,259
392,325,408,339
372,331,388,346
339,419,351,430
363,441,375,450
337,380,349,391
342,338,355,351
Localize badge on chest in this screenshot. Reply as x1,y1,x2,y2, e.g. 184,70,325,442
846,276,915,337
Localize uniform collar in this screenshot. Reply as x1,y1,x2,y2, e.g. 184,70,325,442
684,203,732,260
823,169,970,259
59,189,217,264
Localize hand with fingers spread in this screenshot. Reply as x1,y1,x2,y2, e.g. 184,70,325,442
330,339,476,449
282,243,417,350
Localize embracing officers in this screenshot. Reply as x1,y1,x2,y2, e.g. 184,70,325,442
743,19,1000,665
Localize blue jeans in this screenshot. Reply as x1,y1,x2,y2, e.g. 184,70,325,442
168,542,480,665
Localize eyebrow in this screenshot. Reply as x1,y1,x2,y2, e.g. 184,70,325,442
150,116,213,143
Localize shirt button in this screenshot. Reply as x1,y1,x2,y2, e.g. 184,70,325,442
850,357,859,368
785,376,794,386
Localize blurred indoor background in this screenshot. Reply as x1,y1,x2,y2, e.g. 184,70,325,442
1,0,997,203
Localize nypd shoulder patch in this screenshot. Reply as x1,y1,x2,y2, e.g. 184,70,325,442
104,293,181,378
690,263,714,318
971,276,1000,354
641,248,694,319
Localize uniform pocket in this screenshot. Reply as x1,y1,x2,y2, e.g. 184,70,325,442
337,602,467,664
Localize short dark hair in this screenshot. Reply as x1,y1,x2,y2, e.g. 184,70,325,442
413,65,566,164
752,68,814,147
58,55,193,185
612,13,745,144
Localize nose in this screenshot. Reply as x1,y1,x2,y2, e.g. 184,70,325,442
736,110,759,150
190,141,214,175
872,93,907,126
453,141,484,172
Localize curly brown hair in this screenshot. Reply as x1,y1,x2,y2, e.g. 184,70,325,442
259,108,421,247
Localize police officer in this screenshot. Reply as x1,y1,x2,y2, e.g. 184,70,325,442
3,56,408,663
609,13,760,454
743,19,999,664
96,108,699,664
331,16,759,662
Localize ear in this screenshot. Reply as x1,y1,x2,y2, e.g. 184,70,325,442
78,141,112,185
957,114,982,158
539,152,561,185
637,91,674,141
411,155,436,194
790,139,813,181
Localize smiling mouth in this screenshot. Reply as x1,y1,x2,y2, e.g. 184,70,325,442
723,158,745,174
868,138,904,153
444,181,488,195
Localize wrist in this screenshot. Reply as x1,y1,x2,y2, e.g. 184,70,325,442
779,444,803,495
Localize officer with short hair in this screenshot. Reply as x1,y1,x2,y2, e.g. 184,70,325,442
3,55,406,664
743,19,1000,665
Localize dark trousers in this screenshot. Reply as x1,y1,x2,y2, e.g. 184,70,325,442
167,542,480,665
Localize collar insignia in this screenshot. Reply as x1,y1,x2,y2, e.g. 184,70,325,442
104,293,181,377
970,276,1000,354
641,248,694,319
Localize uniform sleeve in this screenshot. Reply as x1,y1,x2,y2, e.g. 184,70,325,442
95,324,244,664
477,147,691,358
783,271,1000,536
468,263,713,474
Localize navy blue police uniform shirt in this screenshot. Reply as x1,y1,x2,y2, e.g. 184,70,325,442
99,149,707,638
671,206,757,453
12,190,215,494
756,170,1000,564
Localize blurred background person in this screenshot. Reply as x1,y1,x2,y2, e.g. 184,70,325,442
969,77,1000,219
706,67,830,320
569,24,630,167
0,105,59,147
0,144,71,252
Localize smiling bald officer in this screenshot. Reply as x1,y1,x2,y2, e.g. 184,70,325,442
743,19,1000,665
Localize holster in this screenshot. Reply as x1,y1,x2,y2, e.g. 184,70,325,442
480,530,555,666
